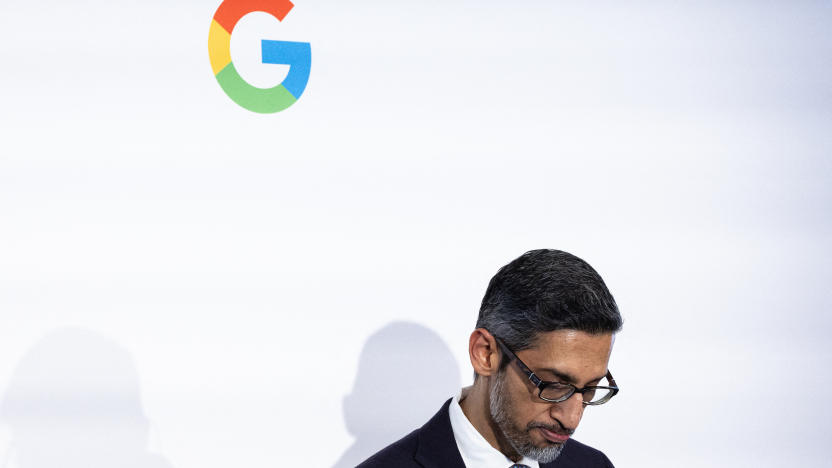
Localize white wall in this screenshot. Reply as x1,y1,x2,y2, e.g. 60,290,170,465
1,1,830,466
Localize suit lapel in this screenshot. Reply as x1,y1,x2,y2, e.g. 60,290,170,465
413,398,467,468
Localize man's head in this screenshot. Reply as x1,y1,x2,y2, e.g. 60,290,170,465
468,249,622,463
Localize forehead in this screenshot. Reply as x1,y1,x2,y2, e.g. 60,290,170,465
521,329,614,381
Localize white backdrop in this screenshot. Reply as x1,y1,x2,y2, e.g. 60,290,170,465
1,0,830,467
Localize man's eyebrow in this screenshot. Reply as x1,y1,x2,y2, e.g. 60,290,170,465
538,367,608,386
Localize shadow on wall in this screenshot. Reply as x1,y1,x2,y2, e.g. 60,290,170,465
333,321,461,468
0,328,172,468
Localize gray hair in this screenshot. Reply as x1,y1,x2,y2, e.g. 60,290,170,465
476,249,622,356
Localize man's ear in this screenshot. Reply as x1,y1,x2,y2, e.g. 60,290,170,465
469,328,501,378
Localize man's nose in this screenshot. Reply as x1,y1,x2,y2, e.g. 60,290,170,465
553,392,584,430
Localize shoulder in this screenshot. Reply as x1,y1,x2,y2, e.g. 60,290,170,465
356,428,421,467
548,438,614,468
357,398,463,468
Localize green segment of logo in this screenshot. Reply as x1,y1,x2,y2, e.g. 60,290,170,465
215,62,297,114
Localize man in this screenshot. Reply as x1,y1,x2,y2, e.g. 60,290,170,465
358,249,622,468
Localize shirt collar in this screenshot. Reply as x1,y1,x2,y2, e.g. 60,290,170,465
448,389,540,468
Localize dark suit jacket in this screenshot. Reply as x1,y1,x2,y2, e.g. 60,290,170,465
357,398,614,468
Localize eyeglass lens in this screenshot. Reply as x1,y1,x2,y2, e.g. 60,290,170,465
539,383,614,404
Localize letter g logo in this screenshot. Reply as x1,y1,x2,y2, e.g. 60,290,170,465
208,0,311,113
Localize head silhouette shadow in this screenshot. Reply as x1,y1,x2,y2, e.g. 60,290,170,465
334,321,461,468
0,328,172,468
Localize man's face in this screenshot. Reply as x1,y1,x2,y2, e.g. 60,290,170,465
488,330,614,463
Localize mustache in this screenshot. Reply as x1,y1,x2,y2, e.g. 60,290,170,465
527,422,575,436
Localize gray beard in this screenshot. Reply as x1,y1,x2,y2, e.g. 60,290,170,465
488,371,565,464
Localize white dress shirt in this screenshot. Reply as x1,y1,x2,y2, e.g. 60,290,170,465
448,390,540,468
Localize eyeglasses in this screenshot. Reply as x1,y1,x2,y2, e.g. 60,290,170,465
493,335,619,406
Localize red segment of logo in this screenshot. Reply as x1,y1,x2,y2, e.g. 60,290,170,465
213,0,295,33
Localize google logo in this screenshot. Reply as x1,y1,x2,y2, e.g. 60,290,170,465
208,0,311,113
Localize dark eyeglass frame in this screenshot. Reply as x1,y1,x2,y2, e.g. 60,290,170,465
493,335,619,406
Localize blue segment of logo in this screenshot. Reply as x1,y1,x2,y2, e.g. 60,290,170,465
261,39,312,99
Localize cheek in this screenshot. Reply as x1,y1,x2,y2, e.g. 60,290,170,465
516,393,559,425
508,377,540,411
